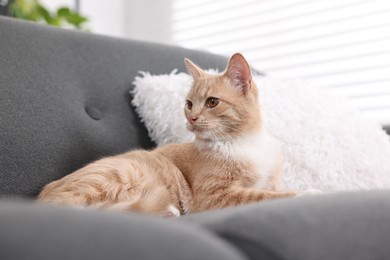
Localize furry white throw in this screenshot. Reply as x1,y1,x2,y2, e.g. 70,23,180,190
131,71,390,192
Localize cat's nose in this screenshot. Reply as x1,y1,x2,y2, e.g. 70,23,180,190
189,117,198,124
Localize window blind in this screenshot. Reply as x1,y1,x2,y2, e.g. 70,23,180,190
172,0,390,126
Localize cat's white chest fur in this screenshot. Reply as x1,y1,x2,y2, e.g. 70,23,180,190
205,130,281,189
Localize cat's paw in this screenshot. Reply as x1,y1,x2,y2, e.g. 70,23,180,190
296,189,323,197
164,205,181,218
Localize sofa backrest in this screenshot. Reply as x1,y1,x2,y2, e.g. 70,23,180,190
0,17,229,197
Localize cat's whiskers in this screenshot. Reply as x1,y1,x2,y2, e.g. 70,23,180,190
213,126,231,139
208,125,233,143
218,123,237,132
216,119,239,129
197,119,236,142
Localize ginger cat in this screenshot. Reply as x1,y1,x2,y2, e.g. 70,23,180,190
38,53,305,216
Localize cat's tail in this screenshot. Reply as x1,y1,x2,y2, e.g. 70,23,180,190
38,155,179,216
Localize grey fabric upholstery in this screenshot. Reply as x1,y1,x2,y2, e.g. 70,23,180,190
1,191,390,260
0,17,228,197
182,190,390,260
0,200,247,260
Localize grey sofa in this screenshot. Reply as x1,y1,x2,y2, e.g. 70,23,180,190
1,17,390,260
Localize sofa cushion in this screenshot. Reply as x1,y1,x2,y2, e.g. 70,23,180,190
0,200,247,260
181,190,390,260
0,17,229,197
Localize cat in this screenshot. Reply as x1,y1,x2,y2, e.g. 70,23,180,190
38,53,311,217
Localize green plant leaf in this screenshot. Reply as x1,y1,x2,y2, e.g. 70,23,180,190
65,13,88,26
9,0,89,30
37,4,53,24
57,7,71,17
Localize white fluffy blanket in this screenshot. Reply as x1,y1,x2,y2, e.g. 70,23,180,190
132,71,390,192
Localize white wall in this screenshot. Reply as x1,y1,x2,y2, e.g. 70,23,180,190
81,0,126,38
39,0,70,11
122,0,173,43
39,0,173,43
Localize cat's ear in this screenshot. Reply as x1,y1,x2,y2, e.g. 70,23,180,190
184,58,205,79
225,53,252,93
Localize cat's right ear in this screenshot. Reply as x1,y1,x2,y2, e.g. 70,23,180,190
225,53,252,94
184,58,204,79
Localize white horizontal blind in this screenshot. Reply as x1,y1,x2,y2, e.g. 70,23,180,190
172,0,390,126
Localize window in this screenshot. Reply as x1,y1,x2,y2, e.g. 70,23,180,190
172,0,390,126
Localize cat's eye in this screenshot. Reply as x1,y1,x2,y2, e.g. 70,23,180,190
186,100,193,110
206,97,219,108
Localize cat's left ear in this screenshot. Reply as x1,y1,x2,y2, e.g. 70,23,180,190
184,58,205,79
225,53,252,94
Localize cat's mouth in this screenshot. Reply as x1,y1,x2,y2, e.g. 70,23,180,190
186,123,200,133
187,122,206,135
187,123,220,141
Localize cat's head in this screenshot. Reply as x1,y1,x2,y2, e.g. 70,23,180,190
184,53,261,142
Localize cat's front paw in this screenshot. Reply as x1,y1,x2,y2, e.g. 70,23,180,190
296,189,323,197
164,205,181,218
